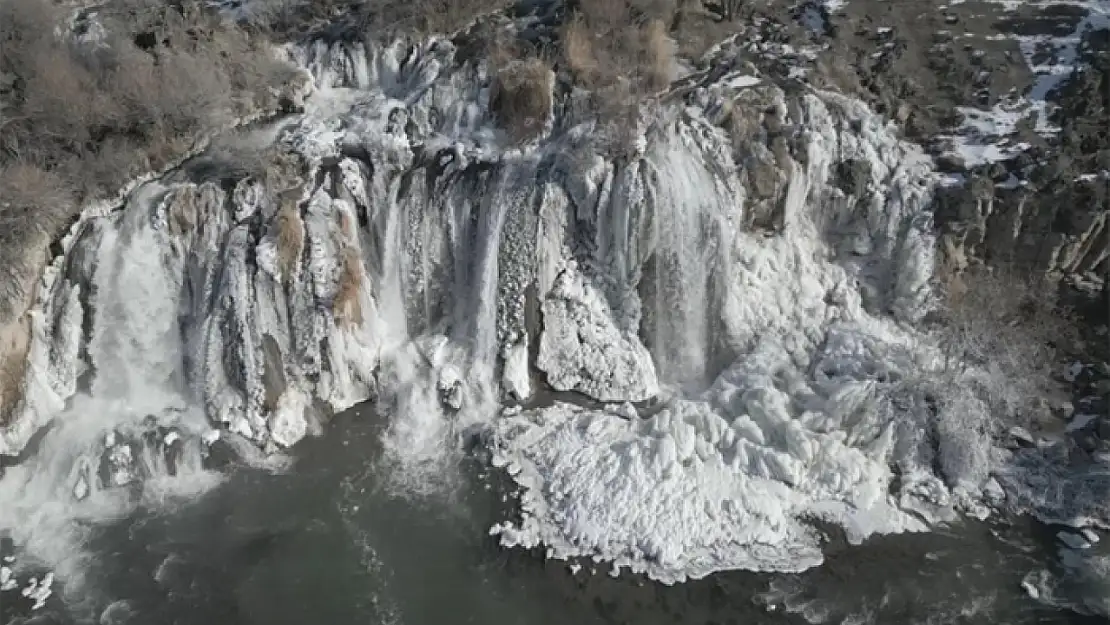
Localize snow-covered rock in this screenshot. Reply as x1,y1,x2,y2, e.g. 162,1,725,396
537,267,659,402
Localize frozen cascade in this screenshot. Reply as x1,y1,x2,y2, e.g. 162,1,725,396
489,88,953,581
0,30,1023,591
639,129,735,388
0,184,224,593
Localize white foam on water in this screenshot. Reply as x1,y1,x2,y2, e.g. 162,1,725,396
1023,548,1110,618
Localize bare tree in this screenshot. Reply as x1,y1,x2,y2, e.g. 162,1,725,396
490,57,555,141
721,0,745,21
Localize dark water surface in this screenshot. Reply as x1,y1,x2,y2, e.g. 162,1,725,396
4,405,1106,625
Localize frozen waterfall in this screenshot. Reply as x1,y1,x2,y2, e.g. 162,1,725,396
0,31,1008,594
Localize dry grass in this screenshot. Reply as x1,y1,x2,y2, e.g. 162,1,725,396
0,164,73,323
0,0,298,323
0,353,27,422
0,164,73,241
166,187,201,237
490,57,555,141
0,316,30,423
564,15,601,86
0,0,293,182
333,247,365,327
641,18,675,92
559,0,680,134
338,209,356,241
274,195,304,284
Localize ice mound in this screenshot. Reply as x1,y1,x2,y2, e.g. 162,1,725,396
490,332,940,581
537,265,659,402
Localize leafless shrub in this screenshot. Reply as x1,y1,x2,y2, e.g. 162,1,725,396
641,18,675,91
563,14,600,85
1,0,294,180
241,0,512,40
490,57,554,141
665,0,757,61
560,0,679,128
0,336,28,421
0,164,74,241
937,263,1079,415
0,0,298,322
0,164,74,323
718,0,745,21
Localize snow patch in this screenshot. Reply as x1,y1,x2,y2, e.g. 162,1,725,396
502,341,531,402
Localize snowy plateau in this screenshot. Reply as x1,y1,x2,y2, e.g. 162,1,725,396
0,2,1105,600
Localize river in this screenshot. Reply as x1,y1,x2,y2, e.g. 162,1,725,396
4,403,1106,625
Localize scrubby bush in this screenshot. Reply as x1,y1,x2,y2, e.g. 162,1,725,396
0,164,73,320
240,0,512,40
554,0,686,152
0,0,299,324
334,247,365,327
490,57,555,141
561,1,677,98
936,263,1079,419
274,196,305,284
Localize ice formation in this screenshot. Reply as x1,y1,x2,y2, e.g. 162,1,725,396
488,84,961,579
0,15,1066,591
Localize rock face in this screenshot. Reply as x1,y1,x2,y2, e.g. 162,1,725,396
790,0,1109,292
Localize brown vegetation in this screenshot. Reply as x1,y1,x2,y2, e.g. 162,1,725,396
274,195,305,284
0,0,299,323
333,247,365,327
241,0,512,40
490,57,555,141
0,316,30,422
0,0,296,186
937,262,1079,412
0,164,71,322
561,1,677,101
